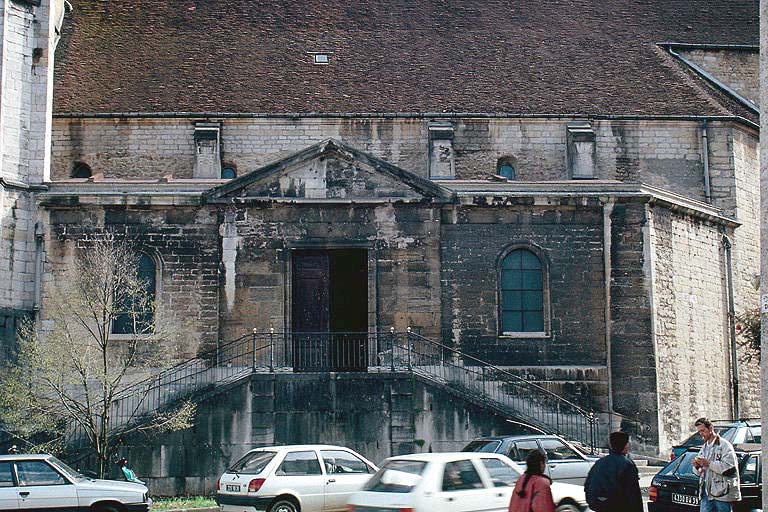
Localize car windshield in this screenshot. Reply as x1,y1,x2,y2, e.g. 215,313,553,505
229,451,276,474
48,457,88,482
680,426,734,447
364,460,427,493
674,452,699,478
462,440,502,453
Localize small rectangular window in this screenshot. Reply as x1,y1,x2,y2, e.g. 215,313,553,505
276,451,322,476
0,462,14,487
442,460,485,491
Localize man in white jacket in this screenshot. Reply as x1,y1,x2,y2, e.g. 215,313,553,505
691,417,741,512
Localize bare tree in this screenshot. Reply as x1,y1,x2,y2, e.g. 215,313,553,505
0,235,195,477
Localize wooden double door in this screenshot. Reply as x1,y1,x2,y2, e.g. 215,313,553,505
291,249,368,371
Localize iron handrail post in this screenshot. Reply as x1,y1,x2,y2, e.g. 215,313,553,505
252,328,257,371
389,327,395,372
269,328,275,372
406,326,412,371
482,365,486,395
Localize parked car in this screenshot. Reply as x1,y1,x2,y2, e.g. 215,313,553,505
347,452,589,512
0,453,151,511
216,444,378,512
462,434,597,485
669,419,760,461
648,444,761,512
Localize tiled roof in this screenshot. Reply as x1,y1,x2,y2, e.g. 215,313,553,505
53,0,758,119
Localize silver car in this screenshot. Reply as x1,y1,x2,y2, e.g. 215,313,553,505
216,444,378,512
462,435,597,485
0,453,151,511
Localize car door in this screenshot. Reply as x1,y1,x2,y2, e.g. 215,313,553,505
506,440,540,466
738,453,761,510
15,460,77,510
273,450,325,512
477,457,520,511
319,449,374,511
433,459,493,512
537,438,592,485
0,461,19,511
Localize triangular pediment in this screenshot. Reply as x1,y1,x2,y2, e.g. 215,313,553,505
204,139,452,204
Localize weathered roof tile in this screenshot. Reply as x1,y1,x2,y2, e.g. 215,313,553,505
53,0,758,118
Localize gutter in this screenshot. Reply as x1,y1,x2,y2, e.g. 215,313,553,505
656,42,758,52
603,198,616,413
50,112,760,131
0,177,48,192
701,120,712,203
663,44,759,117
721,236,740,418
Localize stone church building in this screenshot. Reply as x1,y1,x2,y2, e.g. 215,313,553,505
0,0,761,493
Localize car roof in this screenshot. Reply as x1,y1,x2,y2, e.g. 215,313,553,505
0,454,52,461
469,434,563,442
250,445,359,452
684,444,761,455
385,452,509,463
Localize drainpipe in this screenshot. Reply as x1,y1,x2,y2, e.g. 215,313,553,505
603,198,616,413
701,121,712,204
721,235,740,418
33,221,45,313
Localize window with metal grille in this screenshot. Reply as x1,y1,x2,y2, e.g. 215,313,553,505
500,249,544,334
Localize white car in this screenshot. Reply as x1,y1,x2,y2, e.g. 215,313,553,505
216,444,378,512
347,452,590,512
0,453,151,511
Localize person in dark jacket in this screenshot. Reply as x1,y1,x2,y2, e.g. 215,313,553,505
584,431,643,512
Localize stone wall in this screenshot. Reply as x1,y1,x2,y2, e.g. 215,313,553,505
0,189,37,311
440,199,606,372
678,49,759,107
0,0,58,318
608,201,658,440
647,206,734,453
219,202,442,340
43,205,221,355
53,117,717,203
730,128,761,417
118,372,531,496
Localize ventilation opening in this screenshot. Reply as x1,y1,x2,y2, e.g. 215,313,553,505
71,161,92,179
307,51,333,65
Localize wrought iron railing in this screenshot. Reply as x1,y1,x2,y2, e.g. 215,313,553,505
64,329,652,458
386,329,651,452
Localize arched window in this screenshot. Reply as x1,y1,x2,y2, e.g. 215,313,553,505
71,161,92,179
499,248,545,334
111,253,157,335
497,158,516,180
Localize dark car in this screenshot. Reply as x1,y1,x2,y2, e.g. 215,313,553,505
670,419,760,461
648,444,761,512
462,434,597,485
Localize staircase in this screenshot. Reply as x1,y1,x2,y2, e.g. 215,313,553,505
65,329,652,456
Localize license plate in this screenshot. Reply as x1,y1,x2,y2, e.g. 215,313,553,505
226,484,240,492
672,493,699,506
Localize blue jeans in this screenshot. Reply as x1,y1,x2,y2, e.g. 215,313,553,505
700,494,732,512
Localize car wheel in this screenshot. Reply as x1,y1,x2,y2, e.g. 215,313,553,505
93,505,121,512
269,498,299,512
555,502,580,512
